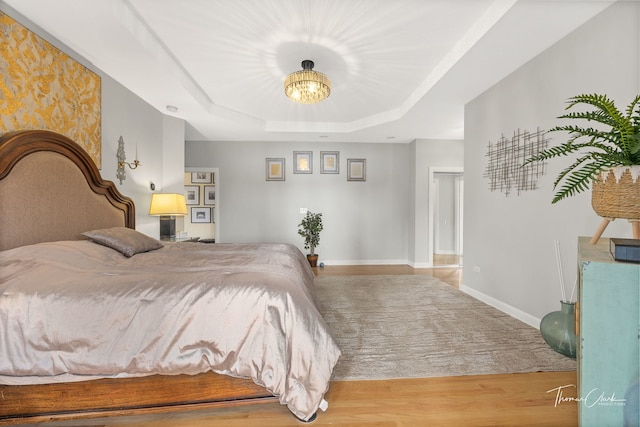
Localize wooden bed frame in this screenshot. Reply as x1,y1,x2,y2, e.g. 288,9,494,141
0,130,276,425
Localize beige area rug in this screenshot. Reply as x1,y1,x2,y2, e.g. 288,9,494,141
314,275,576,380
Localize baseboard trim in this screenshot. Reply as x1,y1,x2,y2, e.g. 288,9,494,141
410,262,433,268
321,259,409,266
318,260,461,269
460,285,541,329
318,259,462,268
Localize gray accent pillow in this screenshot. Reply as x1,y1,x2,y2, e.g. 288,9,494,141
82,227,163,257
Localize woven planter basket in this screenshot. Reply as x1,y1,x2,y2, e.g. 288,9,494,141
591,166,640,219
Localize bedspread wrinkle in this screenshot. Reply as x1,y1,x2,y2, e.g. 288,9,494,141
0,240,340,421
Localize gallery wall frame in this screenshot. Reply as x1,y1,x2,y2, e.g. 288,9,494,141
320,151,339,174
293,151,313,174
191,207,211,223
191,172,212,184
184,185,200,205
347,158,366,181
266,158,285,181
203,186,216,205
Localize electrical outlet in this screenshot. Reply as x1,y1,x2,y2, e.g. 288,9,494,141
300,208,308,214
473,266,481,273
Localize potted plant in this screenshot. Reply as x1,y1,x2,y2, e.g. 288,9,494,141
525,94,640,226
297,211,323,267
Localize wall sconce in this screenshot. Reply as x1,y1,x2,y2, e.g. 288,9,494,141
116,136,141,184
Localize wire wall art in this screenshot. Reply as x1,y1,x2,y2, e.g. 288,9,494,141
484,128,549,196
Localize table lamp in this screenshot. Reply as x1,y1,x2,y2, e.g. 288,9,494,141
149,193,188,241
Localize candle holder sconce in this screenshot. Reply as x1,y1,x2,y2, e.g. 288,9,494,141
116,136,141,185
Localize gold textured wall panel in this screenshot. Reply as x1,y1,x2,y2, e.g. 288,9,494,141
0,11,101,168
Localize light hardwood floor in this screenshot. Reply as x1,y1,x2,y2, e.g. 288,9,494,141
42,265,577,427
312,263,463,289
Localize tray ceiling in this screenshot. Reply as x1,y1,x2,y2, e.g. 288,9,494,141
2,0,614,142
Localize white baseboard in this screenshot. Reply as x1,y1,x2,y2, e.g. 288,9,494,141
434,249,457,255
321,259,409,266
320,260,446,268
319,260,459,269
410,261,433,268
460,285,541,329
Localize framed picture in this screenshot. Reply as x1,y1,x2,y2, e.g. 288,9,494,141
320,151,339,174
347,158,366,181
266,158,285,181
203,185,216,205
191,172,212,184
293,151,312,174
191,207,211,223
184,185,200,205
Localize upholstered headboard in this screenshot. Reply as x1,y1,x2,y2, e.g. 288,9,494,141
0,130,135,251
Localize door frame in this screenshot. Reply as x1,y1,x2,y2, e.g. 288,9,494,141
428,167,464,266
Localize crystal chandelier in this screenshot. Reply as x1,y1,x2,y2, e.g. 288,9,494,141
284,60,331,104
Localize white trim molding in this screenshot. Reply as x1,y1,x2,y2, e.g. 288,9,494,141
460,284,541,328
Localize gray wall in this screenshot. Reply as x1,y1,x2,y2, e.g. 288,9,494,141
89,70,186,239
463,1,640,325
185,139,463,265
185,141,412,263
101,76,174,238
411,139,465,266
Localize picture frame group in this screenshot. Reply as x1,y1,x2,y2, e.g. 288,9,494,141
185,171,216,224
265,151,365,181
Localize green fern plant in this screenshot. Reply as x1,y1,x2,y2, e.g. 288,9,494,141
525,93,640,203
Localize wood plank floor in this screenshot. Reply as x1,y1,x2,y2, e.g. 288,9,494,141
39,265,577,427
312,263,463,289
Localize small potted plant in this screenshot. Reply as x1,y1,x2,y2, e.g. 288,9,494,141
297,211,323,267
525,94,640,225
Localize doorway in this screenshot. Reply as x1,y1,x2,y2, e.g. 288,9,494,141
429,168,463,267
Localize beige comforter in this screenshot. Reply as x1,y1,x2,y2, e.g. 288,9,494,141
0,240,340,421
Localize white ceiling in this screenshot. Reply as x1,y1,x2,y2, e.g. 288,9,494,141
2,0,615,143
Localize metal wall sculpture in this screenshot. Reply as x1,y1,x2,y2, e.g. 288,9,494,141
484,128,549,196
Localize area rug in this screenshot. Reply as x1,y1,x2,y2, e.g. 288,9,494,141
314,275,576,380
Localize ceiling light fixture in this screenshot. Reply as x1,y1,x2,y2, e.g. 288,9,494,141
284,60,331,104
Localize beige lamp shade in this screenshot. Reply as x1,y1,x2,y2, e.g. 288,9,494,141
149,193,188,216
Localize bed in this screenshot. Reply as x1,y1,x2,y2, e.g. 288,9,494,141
0,130,340,424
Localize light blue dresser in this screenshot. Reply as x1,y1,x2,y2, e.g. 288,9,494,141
578,237,640,426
